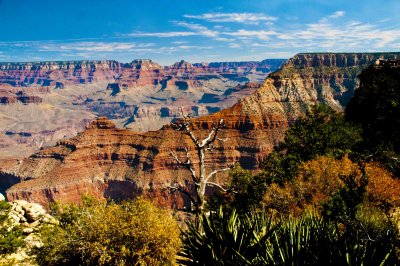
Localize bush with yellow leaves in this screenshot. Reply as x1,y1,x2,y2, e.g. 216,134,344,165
263,155,400,216
263,155,359,215
35,197,181,266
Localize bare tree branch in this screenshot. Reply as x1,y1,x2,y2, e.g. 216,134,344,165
205,166,233,182
169,110,232,220
200,118,224,148
183,122,200,147
169,150,197,181
163,184,198,210
205,181,234,193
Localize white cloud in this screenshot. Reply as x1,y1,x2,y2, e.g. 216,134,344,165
173,21,219,37
176,45,213,50
262,51,294,58
171,41,187,45
274,18,400,50
224,29,277,40
228,43,241,49
126,22,219,39
184,12,277,25
127,31,196,37
329,11,345,19
214,37,234,42
39,42,155,52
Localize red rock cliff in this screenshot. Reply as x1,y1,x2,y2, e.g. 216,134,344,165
2,53,399,207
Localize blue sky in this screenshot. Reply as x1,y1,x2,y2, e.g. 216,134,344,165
0,0,399,65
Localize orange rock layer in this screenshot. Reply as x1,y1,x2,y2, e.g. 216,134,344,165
2,53,400,208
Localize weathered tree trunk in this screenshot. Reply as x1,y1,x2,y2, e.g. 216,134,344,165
167,110,233,227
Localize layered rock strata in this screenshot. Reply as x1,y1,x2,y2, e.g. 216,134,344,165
2,53,399,207
0,59,285,158
0,59,283,89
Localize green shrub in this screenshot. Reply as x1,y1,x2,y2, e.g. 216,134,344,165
207,165,266,214
260,104,362,184
346,63,400,176
0,201,24,256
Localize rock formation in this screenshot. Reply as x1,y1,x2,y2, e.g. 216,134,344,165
1,53,399,208
0,85,43,104
0,59,285,158
0,194,58,265
0,59,282,89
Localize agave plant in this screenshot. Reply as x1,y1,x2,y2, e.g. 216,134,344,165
178,208,397,265
178,207,276,265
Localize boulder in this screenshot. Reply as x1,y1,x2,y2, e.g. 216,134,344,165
0,199,58,265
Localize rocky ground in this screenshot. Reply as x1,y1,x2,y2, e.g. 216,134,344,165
0,193,58,265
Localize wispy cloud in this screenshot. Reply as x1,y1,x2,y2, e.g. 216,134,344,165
171,41,187,45
224,29,277,40
39,42,155,52
126,21,220,39
176,45,213,50
228,43,241,49
0,38,100,46
126,31,196,37
184,12,277,25
329,11,345,19
2,9,399,64
173,21,219,37
276,19,400,49
214,37,234,42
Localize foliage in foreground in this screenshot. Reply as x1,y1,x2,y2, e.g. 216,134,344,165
0,200,24,256
35,197,181,266
180,207,398,265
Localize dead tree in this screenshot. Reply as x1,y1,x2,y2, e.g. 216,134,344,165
167,109,234,219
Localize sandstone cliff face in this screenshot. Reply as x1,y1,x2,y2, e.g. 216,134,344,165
2,53,398,207
0,60,120,87
0,59,282,90
0,59,285,158
0,91,42,104
291,53,398,67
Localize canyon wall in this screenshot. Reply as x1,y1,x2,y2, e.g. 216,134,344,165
0,59,285,158
1,53,399,208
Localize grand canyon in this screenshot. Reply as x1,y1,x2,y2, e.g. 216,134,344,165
1,52,399,208
0,59,284,159
2,1,400,264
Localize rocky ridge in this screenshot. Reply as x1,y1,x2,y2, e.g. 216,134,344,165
1,53,399,208
0,59,283,88
0,59,285,158
0,194,58,265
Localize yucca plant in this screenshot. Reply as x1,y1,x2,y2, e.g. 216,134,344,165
260,214,396,266
254,214,329,265
179,208,397,265
331,222,396,266
178,207,276,265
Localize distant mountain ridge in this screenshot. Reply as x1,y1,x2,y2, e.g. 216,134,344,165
0,59,285,87
0,58,286,158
